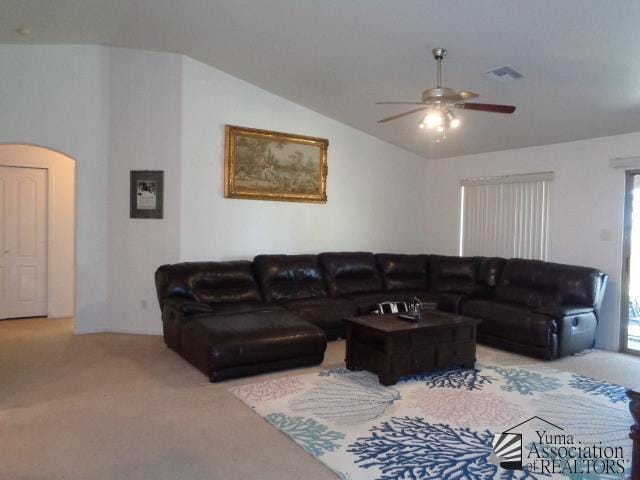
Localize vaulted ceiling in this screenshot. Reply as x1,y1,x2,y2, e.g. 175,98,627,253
3,0,640,158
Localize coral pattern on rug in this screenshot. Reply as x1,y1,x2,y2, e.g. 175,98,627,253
230,376,304,402
264,413,344,457
407,389,527,428
400,367,496,391
289,372,400,425
485,366,562,395
569,373,628,404
230,364,631,479
348,418,547,480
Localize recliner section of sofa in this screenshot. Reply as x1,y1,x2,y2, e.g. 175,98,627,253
155,252,608,382
461,258,607,358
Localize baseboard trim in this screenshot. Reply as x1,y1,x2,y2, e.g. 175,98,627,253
74,326,108,335
48,313,74,319
75,326,161,336
105,327,162,336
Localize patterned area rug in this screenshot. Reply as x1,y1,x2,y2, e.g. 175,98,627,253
230,364,632,479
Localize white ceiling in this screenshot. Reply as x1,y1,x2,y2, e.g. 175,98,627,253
3,0,640,159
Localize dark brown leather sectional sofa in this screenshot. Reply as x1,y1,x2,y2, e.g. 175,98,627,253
154,253,607,382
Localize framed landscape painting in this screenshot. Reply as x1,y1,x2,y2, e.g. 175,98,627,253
224,125,328,203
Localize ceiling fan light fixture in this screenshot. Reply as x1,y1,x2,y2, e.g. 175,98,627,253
376,47,516,141
423,109,444,128
447,110,460,129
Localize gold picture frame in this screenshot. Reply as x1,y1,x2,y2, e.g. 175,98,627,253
224,125,328,203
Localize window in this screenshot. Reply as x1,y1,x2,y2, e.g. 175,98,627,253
459,172,553,260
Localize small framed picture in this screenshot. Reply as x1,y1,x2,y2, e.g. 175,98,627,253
130,170,163,219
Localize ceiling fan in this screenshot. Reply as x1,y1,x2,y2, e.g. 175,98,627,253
377,48,516,141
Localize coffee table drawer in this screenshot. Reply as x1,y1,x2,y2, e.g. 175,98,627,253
393,329,454,350
436,342,475,368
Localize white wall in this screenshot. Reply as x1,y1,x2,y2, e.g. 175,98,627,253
0,145,75,317
107,48,182,334
0,45,110,333
424,132,640,350
0,44,429,336
180,57,429,263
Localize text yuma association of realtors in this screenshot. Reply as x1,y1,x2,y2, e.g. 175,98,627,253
526,430,625,475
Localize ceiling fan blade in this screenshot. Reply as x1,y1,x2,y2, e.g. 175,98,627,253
377,107,427,123
376,101,427,105
458,103,516,114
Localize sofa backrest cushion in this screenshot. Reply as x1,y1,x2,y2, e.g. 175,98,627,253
376,254,429,291
478,257,507,289
254,254,328,302
429,255,480,294
494,259,556,308
319,252,383,296
154,261,262,308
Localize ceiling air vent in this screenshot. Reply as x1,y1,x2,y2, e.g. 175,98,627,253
485,65,523,83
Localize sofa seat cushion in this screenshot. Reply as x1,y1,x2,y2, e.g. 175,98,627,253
280,297,358,337
461,300,557,348
208,302,285,316
180,311,327,380
404,290,439,302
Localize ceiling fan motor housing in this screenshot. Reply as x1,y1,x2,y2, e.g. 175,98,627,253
422,87,457,103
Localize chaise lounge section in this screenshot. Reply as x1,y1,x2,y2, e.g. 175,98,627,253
154,260,328,381
155,252,607,382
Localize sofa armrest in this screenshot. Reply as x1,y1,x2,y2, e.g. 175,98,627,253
163,296,213,315
534,304,594,319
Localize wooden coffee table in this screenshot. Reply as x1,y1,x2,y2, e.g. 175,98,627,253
344,311,481,386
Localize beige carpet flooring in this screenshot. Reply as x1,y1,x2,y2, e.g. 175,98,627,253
2,317,639,480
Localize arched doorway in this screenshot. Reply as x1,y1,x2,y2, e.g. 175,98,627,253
0,144,76,324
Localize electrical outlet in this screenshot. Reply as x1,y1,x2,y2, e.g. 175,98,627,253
141,300,148,310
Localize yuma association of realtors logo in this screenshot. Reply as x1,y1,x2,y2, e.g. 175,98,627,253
492,416,626,476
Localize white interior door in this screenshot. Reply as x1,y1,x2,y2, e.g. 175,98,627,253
0,166,48,319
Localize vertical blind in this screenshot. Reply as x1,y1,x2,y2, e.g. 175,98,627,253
460,172,553,260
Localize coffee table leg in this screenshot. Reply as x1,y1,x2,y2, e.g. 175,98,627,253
379,374,397,386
